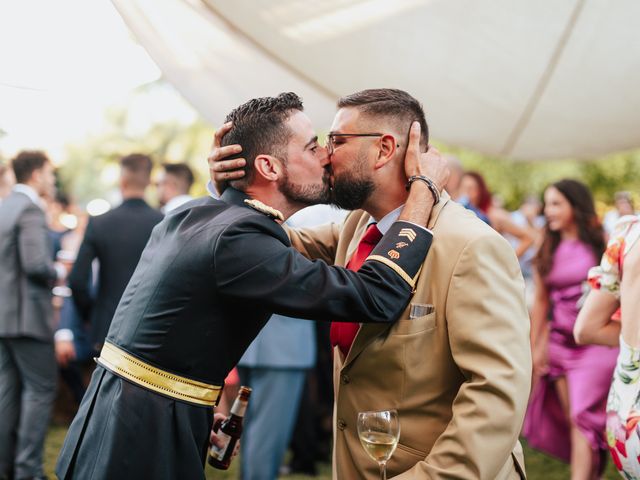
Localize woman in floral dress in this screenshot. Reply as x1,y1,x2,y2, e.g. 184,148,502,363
575,214,640,478
525,179,618,479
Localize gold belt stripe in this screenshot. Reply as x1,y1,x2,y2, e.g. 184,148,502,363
97,341,222,407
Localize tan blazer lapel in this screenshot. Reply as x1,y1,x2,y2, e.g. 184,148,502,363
342,194,451,371
342,323,389,370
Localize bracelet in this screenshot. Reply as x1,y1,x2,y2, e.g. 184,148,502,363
405,175,440,204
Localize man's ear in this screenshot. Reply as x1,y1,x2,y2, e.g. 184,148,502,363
254,154,284,182
374,134,398,170
30,169,41,184
31,168,46,188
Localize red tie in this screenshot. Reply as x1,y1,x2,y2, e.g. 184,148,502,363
330,223,384,356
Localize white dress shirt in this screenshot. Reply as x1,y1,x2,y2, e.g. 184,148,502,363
162,194,194,214
13,183,44,210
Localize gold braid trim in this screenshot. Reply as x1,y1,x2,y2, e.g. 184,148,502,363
244,199,284,222
96,342,222,407
366,255,417,290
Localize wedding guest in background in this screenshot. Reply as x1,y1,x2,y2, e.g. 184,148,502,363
443,154,464,200
508,196,545,310
0,163,16,203
459,171,534,257
574,212,640,477
68,153,163,351
603,191,636,235
0,151,60,480
525,179,617,479
156,162,195,214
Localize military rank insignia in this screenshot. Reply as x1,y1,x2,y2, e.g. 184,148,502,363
398,228,416,242
244,199,285,222
365,221,433,289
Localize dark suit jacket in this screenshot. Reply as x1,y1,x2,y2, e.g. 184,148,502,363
57,188,433,480
0,190,57,341
68,198,163,346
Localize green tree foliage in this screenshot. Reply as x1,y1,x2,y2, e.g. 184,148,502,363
442,142,640,210
58,106,212,206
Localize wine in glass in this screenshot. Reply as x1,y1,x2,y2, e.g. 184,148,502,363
357,409,400,480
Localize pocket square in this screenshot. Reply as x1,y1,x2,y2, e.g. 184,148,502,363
409,303,435,318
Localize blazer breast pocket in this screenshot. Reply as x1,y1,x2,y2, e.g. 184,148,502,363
392,311,437,335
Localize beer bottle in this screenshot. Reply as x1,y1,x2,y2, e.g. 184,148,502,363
208,386,252,470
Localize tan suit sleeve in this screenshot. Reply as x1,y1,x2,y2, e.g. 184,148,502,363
393,233,532,479
286,223,340,264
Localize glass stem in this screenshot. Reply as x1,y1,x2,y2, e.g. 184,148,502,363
379,461,387,480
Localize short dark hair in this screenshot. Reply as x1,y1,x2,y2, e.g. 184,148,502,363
11,150,50,183
163,163,195,192
120,153,153,189
337,88,429,150
221,92,304,189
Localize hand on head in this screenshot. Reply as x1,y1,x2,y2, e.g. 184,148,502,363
403,122,449,193
208,122,247,195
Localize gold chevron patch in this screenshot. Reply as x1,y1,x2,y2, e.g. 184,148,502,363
388,250,400,259
399,228,416,242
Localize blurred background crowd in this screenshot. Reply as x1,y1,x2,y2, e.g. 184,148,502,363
2,0,640,479
1,144,639,479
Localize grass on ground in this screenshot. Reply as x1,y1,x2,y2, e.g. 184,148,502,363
44,425,621,479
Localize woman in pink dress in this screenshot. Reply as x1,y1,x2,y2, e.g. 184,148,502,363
525,179,618,479
574,214,640,478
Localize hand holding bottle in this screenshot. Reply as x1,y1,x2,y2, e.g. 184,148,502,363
208,386,252,470
209,413,240,456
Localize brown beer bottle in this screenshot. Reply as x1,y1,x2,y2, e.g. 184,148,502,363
208,386,252,470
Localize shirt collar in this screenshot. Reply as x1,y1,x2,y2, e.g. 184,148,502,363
13,184,44,209
206,180,219,200
162,194,193,214
375,204,404,234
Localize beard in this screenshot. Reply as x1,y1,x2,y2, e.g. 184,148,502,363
330,160,375,210
278,167,332,206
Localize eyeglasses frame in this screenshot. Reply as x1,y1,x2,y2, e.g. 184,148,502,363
326,132,388,156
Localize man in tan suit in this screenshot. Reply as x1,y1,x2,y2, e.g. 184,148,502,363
211,89,531,479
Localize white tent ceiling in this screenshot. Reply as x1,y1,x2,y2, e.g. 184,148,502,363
112,0,640,160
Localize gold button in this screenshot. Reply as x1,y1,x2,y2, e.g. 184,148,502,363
338,419,347,430
341,374,350,385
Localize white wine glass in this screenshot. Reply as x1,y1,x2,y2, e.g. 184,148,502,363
357,409,400,480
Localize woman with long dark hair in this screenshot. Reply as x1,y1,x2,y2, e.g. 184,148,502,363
524,179,618,479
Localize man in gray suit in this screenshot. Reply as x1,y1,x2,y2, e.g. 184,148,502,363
0,163,15,203
0,151,60,480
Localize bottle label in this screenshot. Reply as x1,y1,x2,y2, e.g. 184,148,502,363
209,431,232,460
230,399,247,417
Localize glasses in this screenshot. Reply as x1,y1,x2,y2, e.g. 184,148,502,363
326,132,384,156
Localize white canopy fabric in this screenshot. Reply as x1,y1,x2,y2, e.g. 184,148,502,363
113,0,640,160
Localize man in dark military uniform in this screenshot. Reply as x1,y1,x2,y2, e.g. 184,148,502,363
56,93,446,479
